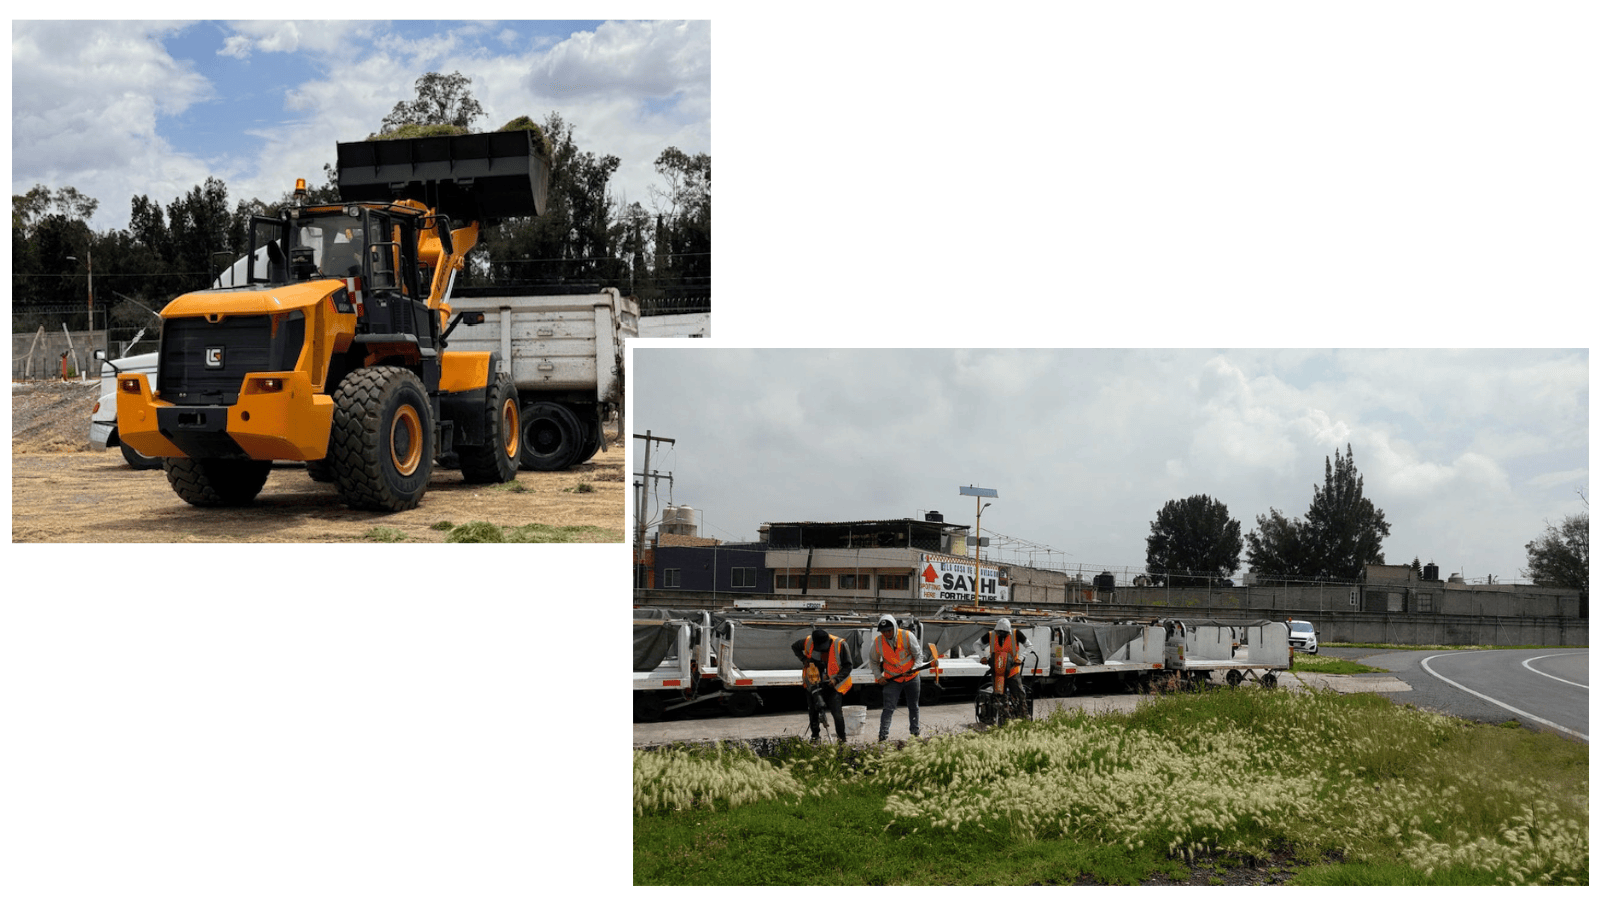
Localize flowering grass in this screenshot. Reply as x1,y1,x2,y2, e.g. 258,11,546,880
633,689,1587,885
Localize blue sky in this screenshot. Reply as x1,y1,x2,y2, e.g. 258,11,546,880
12,20,709,232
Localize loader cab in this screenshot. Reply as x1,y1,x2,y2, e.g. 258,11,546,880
247,206,420,296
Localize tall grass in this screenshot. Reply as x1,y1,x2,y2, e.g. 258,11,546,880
634,689,1587,885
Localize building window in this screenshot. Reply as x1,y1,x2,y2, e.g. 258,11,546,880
839,574,860,590
731,567,755,588
807,574,830,590
775,573,794,589
663,568,681,589
879,574,910,591
1417,592,1432,613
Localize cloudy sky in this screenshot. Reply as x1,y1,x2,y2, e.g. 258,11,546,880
11,19,708,232
631,348,1588,585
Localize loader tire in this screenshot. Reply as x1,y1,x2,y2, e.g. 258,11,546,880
519,401,582,471
164,457,273,507
458,373,520,484
304,458,335,483
330,367,434,512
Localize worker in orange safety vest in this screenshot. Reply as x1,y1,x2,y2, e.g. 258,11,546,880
980,617,1030,724
792,622,854,743
869,613,926,741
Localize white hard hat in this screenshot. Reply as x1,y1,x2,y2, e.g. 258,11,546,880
996,618,1011,632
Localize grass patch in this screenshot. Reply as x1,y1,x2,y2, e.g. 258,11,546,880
1291,655,1387,674
430,521,453,531
635,690,1588,885
565,482,595,493
361,526,407,543
444,520,621,543
493,480,530,493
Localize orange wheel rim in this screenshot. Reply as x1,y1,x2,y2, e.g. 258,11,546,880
502,399,520,458
391,405,423,476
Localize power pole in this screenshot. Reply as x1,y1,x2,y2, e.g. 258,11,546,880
633,431,676,588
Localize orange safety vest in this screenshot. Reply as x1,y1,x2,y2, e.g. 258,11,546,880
876,628,915,680
988,631,1022,679
804,634,853,694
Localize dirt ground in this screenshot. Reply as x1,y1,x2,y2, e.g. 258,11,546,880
10,380,626,543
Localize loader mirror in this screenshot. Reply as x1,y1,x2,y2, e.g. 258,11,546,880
462,312,484,325
434,216,454,256
289,245,317,280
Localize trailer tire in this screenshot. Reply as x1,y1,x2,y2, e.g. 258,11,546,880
726,690,761,717
573,409,603,464
330,367,434,512
164,457,273,506
519,401,582,471
1226,669,1244,688
1053,675,1077,697
634,693,666,723
921,682,943,706
458,374,520,484
119,437,163,470
1262,672,1278,690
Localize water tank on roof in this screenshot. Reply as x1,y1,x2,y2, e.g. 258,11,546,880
661,505,697,536
926,510,943,522
1423,563,1440,581
1093,571,1116,593
1448,573,1465,584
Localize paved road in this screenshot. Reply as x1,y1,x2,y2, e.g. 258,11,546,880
1328,647,1588,741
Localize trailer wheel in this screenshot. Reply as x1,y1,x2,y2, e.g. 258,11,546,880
726,690,761,717
1053,676,1077,697
164,457,273,506
573,409,603,464
519,401,582,471
330,366,434,512
458,373,520,484
119,437,163,470
634,693,666,723
1262,672,1279,690
1226,669,1244,688
921,682,943,706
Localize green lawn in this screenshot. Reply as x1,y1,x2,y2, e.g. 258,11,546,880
635,689,1587,885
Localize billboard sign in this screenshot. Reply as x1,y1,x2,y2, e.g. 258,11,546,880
917,555,1003,604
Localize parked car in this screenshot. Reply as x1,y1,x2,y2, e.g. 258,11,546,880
1286,619,1318,654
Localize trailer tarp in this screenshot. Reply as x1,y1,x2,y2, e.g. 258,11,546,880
633,621,677,673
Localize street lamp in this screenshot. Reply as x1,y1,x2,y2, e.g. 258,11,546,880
959,485,998,605
64,250,98,365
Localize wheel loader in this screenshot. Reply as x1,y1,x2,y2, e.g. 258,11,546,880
116,131,549,511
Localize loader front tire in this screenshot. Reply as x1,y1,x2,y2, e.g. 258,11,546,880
330,367,434,512
458,373,520,484
164,457,273,507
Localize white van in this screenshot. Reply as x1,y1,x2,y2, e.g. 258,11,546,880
89,351,161,469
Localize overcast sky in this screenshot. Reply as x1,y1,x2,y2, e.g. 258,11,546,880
631,348,1588,585
11,19,708,232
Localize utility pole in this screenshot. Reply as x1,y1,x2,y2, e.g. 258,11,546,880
633,431,676,588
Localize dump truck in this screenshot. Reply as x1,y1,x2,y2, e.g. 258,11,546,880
116,131,547,510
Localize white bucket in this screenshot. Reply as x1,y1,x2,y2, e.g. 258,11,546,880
842,705,868,737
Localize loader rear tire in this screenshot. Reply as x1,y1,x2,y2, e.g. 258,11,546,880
458,374,520,484
330,367,434,512
519,401,582,471
164,457,273,507
304,458,335,483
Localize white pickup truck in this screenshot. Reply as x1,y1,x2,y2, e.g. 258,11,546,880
88,351,162,469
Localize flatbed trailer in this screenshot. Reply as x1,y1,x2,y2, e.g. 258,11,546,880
633,609,719,721
712,613,943,715
1161,619,1291,688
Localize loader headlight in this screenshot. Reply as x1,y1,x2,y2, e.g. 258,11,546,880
119,378,140,394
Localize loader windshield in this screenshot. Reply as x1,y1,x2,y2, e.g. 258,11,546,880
290,213,364,280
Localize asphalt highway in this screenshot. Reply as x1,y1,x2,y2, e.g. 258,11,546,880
1326,646,1588,742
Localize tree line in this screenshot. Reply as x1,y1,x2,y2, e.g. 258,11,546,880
1143,444,1589,598
11,72,710,339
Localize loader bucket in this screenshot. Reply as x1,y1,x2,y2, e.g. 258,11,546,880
336,130,551,221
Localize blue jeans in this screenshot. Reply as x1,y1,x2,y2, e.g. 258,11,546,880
878,675,921,740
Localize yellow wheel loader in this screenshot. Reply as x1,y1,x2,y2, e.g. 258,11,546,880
117,131,548,511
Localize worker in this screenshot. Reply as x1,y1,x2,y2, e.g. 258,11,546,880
980,618,1029,724
792,622,854,744
869,613,925,741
